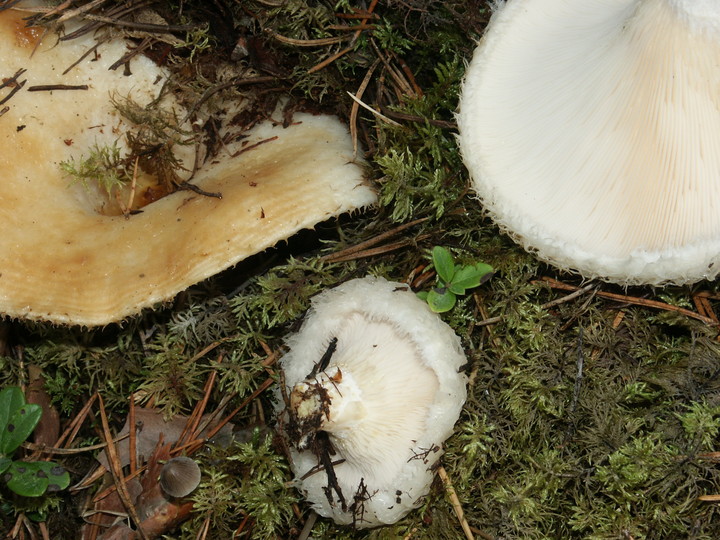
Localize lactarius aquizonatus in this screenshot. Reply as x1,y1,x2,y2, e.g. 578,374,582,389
0,4,376,325
278,276,468,528
458,0,720,284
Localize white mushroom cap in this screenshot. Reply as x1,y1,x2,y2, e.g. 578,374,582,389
0,8,376,325
457,0,720,285
279,276,467,528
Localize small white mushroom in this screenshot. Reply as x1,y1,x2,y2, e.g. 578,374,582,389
159,457,201,498
457,0,720,285
278,276,467,528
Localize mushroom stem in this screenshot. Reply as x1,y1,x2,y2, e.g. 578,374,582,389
290,366,366,450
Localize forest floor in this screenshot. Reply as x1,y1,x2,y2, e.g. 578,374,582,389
1,1,720,538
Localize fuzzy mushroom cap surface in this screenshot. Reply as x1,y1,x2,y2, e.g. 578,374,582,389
458,0,720,285
278,276,468,528
0,8,376,325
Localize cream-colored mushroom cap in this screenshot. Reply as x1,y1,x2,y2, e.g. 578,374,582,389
0,9,376,325
457,0,720,285
278,276,467,528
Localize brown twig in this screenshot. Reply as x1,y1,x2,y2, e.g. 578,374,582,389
476,283,597,327
178,360,221,447
307,0,379,73
390,50,423,97
180,75,277,125
38,521,50,540
196,513,212,540
55,393,97,450
189,377,275,451
51,0,108,23
27,84,88,91
96,394,148,540
258,340,280,368
79,13,199,33
91,464,146,502
326,236,431,262
307,45,355,74
297,511,318,540
268,31,348,47
336,11,379,20
349,59,381,157
539,277,718,326
58,0,155,41
321,217,428,263
325,23,377,31
231,135,279,158
108,36,153,71
0,71,26,106
370,39,416,98
692,293,719,327
177,181,222,199
438,465,474,540
22,433,129,455
62,37,108,75
128,394,137,475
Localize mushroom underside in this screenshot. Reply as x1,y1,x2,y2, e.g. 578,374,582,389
0,8,376,325
279,277,467,528
458,0,720,284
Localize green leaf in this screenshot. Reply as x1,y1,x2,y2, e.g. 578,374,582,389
448,263,494,295
0,387,26,436
432,246,456,283
473,262,494,278
0,404,42,456
5,461,69,497
427,288,457,313
26,511,49,523
0,456,11,474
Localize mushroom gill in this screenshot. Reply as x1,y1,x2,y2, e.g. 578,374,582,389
457,0,720,284
0,7,376,325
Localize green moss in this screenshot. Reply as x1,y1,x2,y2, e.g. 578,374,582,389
5,1,720,538
230,257,339,331
185,432,298,539
60,142,130,198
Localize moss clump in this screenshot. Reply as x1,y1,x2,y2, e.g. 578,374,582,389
183,431,298,539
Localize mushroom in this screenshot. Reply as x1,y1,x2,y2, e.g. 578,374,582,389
159,456,201,498
457,0,720,285
0,8,376,325
278,276,467,528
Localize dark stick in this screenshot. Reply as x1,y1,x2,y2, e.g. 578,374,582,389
27,84,89,91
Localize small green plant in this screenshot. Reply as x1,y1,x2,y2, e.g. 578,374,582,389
0,387,70,497
418,246,493,312
60,141,130,198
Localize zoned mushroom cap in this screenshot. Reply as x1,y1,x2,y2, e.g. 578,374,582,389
279,276,467,528
457,0,720,285
0,9,376,325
